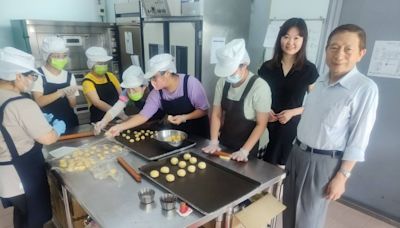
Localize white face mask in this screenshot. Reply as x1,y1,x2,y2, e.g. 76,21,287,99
22,77,34,93
226,73,241,84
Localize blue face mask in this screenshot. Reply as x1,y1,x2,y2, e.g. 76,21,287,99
226,73,241,84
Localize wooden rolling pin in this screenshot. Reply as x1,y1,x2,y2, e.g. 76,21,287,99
58,131,94,141
117,157,142,183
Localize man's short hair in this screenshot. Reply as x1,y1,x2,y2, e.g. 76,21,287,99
326,24,367,50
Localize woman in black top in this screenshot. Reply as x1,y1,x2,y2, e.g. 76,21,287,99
258,18,319,165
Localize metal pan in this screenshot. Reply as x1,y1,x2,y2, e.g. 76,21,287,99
140,152,260,214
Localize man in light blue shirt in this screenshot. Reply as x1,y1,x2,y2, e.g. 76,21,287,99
283,24,379,228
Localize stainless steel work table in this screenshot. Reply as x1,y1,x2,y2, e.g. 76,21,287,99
45,135,285,228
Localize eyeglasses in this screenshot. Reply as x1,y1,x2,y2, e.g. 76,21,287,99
21,71,39,81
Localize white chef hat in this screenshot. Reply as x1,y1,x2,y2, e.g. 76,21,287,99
41,36,69,61
214,39,250,77
143,53,177,79
0,47,42,81
120,65,148,88
85,47,113,69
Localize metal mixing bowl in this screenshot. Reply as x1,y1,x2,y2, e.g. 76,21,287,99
154,129,188,147
159,193,177,210
138,188,155,204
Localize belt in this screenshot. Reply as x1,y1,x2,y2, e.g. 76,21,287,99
295,139,343,158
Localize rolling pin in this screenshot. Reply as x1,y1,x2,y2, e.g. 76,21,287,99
58,131,94,141
117,157,142,183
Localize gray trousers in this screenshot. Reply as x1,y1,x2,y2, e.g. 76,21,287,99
282,143,341,228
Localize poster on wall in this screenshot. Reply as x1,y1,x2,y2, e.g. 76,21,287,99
367,40,400,79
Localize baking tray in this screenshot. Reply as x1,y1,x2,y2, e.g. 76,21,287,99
114,123,196,161
140,152,260,214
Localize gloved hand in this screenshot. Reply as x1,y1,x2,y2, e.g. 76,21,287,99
62,85,81,97
168,114,187,125
52,119,66,136
109,100,127,119
94,120,107,135
43,113,54,123
117,112,129,121
202,140,221,154
106,124,123,137
231,148,249,162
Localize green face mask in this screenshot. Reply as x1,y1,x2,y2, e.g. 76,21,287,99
50,58,68,70
128,92,143,101
94,65,108,75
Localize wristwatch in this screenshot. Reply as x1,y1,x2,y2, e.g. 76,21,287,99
339,169,351,178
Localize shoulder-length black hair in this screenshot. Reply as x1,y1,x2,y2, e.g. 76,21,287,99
268,18,308,70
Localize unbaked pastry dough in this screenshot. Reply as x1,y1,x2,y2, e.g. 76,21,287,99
178,161,187,169
166,174,175,182
183,153,191,160
198,161,206,169
189,157,197,164
150,170,160,178
170,157,179,165
177,169,186,177
187,165,196,173
160,166,170,174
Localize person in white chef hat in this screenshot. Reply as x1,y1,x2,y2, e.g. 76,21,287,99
0,47,66,228
106,53,210,138
82,46,122,123
31,36,80,130
202,39,272,162
94,65,165,134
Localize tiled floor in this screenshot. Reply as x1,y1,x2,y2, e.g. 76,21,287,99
0,201,397,228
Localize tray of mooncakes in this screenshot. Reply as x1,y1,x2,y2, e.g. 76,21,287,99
139,151,260,214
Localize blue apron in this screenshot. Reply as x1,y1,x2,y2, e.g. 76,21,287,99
160,74,210,138
0,96,52,227
38,67,79,130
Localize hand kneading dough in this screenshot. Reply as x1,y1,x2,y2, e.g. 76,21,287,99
166,174,175,182
160,166,170,174
187,165,196,173
178,161,187,168
189,157,197,164
170,157,179,165
183,153,191,160
198,161,207,169
150,170,160,178
177,169,186,177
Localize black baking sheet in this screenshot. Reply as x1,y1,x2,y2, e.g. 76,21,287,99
114,123,196,161
140,152,260,214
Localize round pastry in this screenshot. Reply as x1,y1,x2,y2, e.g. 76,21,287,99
183,153,191,160
189,157,197,164
122,133,126,137
129,139,135,143
141,136,145,140
59,159,67,168
166,174,175,182
187,165,196,173
127,130,131,133
170,157,179,165
198,161,207,169
160,166,170,174
150,170,160,178
177,169,186,177
126,136,130,140
178,161,187,169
